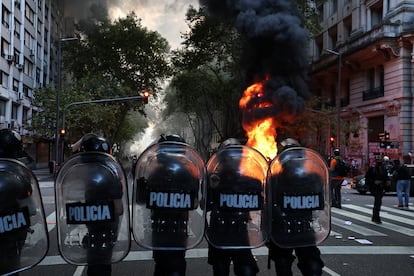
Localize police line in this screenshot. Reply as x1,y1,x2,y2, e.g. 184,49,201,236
0,142,330,275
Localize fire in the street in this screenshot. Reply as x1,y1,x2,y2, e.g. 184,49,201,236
239,79,277,160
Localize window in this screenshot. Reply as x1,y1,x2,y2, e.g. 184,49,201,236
14,48,20,64
14,19,21,39
1,70,9,87
24,58,34,76
25,4,35,24
13,78,19,92
2,5,10,28
23,85,30,97
15,1,21,10
11,104,18,120
370,2,383,27
24,30,34,50
363,65,384,100
0,100,6,117
36,67,41,84
1,38,11,57
368,116,384,142
343,15,352,41
23,108,29,127
328,26,338,49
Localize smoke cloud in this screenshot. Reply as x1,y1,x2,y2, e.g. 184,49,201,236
63,0,198,48
199,0,310,126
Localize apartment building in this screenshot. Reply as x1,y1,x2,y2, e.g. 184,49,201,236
309,0,414,167
0,0,69,165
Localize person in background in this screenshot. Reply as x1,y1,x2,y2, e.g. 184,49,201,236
365,156,388,223
329,149,345,208
392,159,411,209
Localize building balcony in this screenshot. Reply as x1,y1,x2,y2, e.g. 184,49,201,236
363,86,384,101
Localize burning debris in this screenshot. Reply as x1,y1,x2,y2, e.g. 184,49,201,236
200,0,311,158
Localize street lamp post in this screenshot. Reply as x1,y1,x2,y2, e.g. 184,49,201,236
326,49,342,151
54,37,78,170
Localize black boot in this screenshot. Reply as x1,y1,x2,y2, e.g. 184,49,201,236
235,265,258,276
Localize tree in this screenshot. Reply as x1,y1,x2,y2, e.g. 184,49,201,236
32,10,171,148
166,7,245,157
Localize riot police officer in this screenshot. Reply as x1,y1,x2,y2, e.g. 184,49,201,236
55,133,130,276
206,138,266,276
0,129,49,275
267,138,329,276
132,134,206,276
81,134,116,276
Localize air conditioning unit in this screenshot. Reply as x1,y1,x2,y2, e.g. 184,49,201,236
5,55,13,62
16,64,23,70
0,115,5,124
30,49,35,56
17,93,23,100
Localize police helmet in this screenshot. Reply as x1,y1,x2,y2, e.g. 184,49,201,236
280,138,300,152
80,133,111,153
333,148,340,156
383,156,390,162
158,134,186,143
0,128,22,158
218,138,241,150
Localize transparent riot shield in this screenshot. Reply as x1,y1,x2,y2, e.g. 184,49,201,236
132,141,206,250
268,147,330,248
0,158,49,275
205,145,268,249
55,152,130,265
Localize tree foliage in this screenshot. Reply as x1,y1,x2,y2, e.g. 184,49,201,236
167,7,245,156
32,10,171,147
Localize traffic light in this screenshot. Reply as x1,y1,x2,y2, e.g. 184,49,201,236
385,131,390,140
330,136,335,146
143,90,150,104
59,129,66,138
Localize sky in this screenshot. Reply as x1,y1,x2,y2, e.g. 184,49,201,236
108,0,199,49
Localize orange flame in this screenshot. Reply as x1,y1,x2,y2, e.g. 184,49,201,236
239,78,277,160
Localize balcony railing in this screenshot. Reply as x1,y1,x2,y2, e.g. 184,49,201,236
363,86,384,101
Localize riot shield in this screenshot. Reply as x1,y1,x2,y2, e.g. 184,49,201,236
132,141,206,250
268,146,330,248
55,152,130,265
205,145,268,249
0,158,48,275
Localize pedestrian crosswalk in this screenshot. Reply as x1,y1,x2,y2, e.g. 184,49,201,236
332,204,414,236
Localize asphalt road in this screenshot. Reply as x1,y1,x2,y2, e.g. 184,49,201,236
18,170,414,275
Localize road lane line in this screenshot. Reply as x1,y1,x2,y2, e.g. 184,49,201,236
332,206,414,236
347,204,414,225
331,216,386,236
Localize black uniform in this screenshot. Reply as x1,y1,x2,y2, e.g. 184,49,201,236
0,129,33,276
365,159,388,223
206,139,262,276
80,134,121,276
268,139,326,276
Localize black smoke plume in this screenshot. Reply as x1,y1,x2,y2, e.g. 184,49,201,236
199,0,310,125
